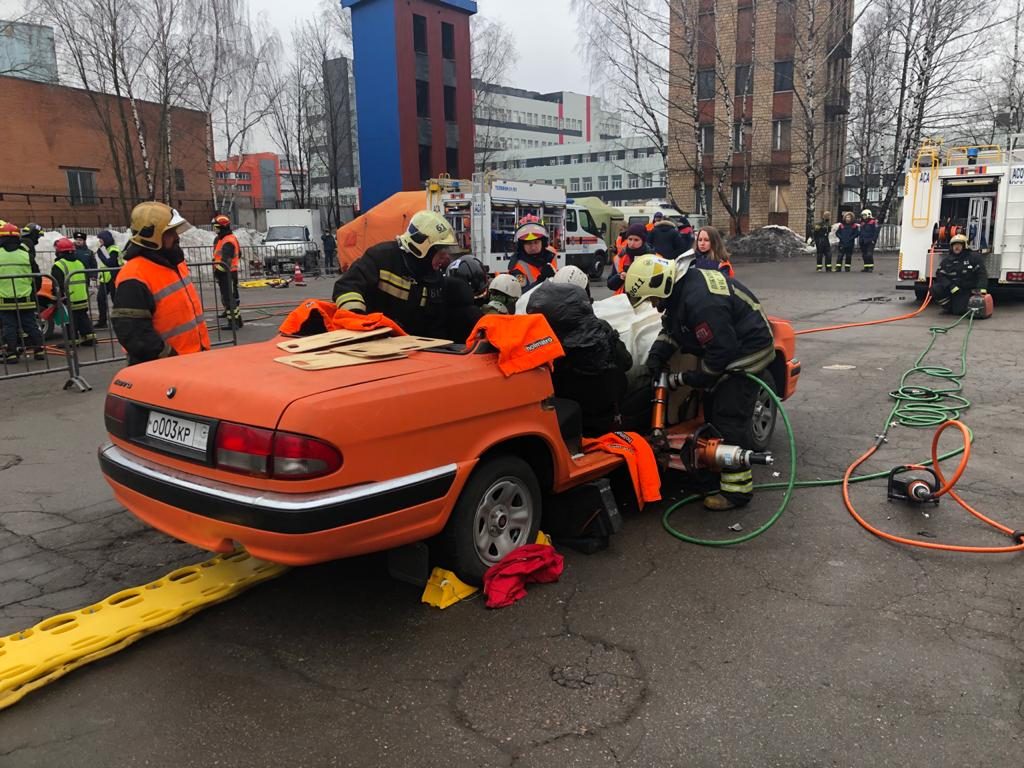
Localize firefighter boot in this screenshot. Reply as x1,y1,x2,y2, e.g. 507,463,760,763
80,333,97,347
703,494,736,511
33,347,45,361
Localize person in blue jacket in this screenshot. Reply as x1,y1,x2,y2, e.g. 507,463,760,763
858,209,878,272
834,212,859,272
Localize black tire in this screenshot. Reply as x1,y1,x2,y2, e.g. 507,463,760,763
443,455,541,585
744,368,778,452
38,315,55,341
588,250,606,279
914,284,929,304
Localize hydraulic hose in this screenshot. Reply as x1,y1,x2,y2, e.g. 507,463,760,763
794,247,935,336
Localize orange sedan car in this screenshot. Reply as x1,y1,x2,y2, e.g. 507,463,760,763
99,324,799,583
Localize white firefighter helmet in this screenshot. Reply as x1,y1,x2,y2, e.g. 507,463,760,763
551,265,589,290
398,210,457,259
489,272,523,299
625,254,676,307
861,209,872,219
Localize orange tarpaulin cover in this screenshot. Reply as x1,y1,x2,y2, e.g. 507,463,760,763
335,191,426,271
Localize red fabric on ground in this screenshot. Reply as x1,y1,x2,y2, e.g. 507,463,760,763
482,544,565,608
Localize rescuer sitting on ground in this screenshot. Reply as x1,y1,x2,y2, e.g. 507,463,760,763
508,217,559,290
626,254,775,511
333,210,481,339
930,233,988,315
112,203,210,365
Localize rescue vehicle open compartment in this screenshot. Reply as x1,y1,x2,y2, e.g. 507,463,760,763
427,175,609,278
898,138,1024,297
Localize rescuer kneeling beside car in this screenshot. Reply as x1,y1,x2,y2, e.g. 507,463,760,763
626,254,775,511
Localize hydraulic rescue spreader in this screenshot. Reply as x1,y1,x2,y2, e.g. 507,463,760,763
650,371,774,475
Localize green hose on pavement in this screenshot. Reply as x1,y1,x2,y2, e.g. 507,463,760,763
661,312,976,547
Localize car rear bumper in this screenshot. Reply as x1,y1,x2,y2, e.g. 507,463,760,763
99,443,463,564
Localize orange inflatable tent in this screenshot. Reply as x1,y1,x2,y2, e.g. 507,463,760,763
335,191,426,270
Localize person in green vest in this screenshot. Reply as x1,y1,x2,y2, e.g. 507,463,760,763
0,222,45,362
94,230,122,329
51,237,96,347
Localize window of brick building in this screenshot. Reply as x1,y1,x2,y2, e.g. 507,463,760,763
446,147,459,175
416,80,430,117
769,184,789,213
735,64,752,96
174,168,185,192
700,125,714,155
773,119,792,151
611,174,623,189
419,144,432,181
413,14,427,54
731,183,749,214
774,60,794,92
732,121,752,152
697,69,715,100
67,169,97,206
444,85,457,121
441,22,455,60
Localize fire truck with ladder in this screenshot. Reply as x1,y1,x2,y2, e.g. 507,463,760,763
898,137,1024,300
426,174,610,278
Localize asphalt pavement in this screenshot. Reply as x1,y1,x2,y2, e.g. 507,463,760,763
1,254,1022,767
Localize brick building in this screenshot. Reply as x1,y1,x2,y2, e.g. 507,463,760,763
343,0,477,210
215,153,282,211
667,0,852,236
0,75,213,228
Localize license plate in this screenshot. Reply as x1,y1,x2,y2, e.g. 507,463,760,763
145,411,210,451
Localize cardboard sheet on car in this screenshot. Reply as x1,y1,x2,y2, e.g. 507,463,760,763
276,328,391,354
274,349,406,370
341,336,451,358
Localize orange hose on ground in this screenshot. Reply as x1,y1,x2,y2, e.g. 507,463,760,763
795,248,935,336
842,420,1024,553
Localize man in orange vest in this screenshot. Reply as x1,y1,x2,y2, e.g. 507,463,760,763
509,218,558,290
112,202,210,365
212,214,243,329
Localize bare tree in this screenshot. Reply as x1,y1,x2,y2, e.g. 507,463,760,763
471,16,518,173
262,32,316,208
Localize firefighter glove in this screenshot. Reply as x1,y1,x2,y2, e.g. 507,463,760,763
539,263,556,281
681,369,716,389
214,262,228,273
645,339,676,375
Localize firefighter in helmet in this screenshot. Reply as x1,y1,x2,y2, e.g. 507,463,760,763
332,210,482,339
626,253,774,511
0,222,45,362
509,216,558,290
931,233,988,315
212,214,242,329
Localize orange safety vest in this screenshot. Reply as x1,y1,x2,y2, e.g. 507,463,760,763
611,250,634,295
213,233,241,272
582,431,662,509
116,255,210,356
510,250,559,289
466,314,565,376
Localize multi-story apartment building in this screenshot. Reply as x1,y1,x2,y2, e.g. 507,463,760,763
667,0,853,235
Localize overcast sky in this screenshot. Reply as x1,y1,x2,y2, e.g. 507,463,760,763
247,0,592,94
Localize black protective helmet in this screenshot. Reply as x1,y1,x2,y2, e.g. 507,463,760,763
21,223,43,241
448,256,488,296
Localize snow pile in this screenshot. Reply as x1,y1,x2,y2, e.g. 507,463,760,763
726,225,813,263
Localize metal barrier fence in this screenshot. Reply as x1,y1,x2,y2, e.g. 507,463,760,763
180,244,340,281
2,261,238,393
877,224,900,251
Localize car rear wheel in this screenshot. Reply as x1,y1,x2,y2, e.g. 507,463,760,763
746,369,778,452
588,250,606,279
914,284,929,303
443,455,541,585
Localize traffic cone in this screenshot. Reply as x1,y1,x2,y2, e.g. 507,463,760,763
293,262,306,286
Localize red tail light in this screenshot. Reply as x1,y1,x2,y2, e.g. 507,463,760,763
899,270,920,280
1007,272,1024,282
105,395,129,438
215,422,342,479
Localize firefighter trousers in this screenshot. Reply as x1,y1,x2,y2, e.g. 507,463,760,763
706,374,762,506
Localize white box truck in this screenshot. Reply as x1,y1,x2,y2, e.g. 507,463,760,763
898,138,1024,300
261,209,322,274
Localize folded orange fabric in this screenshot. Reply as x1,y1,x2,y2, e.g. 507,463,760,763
278,299,340,335
332,308,407,336
582,431,662,509
466,314,564,376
